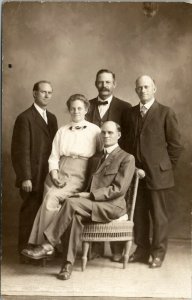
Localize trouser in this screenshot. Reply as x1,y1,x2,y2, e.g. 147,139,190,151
134,181,169,260
44,197,93,265
19,189,43,252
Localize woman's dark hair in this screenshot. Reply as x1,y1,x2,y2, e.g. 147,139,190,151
66,94,90,111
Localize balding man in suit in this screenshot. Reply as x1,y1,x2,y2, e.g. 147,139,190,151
123,75,183,268
22,121,135,280
11,81,58,260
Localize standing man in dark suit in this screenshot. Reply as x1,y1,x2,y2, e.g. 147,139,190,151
22,121,135,280
124,75,183,268
11,80,58,258
86,69,131,260
86,69,131,141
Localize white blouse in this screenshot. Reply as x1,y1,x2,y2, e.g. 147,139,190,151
48,120,101,172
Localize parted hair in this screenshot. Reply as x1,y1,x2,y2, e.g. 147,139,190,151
96,69,116,81
66,94,90,110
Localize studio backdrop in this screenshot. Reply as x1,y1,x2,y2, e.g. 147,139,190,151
2,2,192,244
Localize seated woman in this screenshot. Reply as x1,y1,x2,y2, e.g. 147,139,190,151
25,94,101,247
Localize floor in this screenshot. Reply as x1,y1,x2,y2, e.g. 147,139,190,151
1,239,191,299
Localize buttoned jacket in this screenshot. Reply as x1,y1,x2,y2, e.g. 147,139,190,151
11,104,58,190
123,101,183,190
86,146,135,222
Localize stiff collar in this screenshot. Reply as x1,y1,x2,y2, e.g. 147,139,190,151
70,119,88,128
98,95,113,105
34,102,47,115
140,98,155,110
104,143,118,154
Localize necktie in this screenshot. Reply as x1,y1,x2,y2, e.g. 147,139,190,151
97,100,108,106
140,105,147,118
42,110,47,123
99,150,108,166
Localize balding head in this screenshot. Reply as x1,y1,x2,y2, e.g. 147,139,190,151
101,121,121,148
135,75,156,104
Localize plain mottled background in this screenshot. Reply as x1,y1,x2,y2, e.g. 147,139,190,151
2,2,192,244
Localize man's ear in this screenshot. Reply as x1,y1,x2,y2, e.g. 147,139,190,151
118,132,121,139
113,80,117,88
33,90,37,98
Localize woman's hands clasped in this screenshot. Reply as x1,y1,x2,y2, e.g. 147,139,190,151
50,169,66,188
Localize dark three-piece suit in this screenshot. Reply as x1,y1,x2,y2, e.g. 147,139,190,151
86,96,131,137
44,146,135,265
11,104,58,251
123,100,183,260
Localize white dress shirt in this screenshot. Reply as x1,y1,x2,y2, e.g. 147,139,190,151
48,120,101,172
104,143,119,159
98,95,113,118
140,98,155,114
34,103,47,124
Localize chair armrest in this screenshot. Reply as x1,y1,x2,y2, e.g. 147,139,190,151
136,168,145,179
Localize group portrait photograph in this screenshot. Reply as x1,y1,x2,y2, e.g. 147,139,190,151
1,1,192,300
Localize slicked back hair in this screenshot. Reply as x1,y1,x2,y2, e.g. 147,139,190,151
96,69,116,81
33,80,52,91
102,121,121,133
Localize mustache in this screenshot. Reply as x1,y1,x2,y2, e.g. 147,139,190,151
99,88,110,92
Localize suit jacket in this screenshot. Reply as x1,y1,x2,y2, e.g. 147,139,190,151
124,101,183,190
86,96,131,133
86,146,135,222
11,104,58,191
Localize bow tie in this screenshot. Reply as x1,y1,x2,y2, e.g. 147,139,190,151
69,125,87,131
97,100,108,106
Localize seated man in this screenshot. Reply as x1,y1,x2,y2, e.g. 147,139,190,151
22,121,135,280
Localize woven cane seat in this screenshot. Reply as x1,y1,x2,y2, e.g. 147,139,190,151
81,168,145,270
82,221,134,242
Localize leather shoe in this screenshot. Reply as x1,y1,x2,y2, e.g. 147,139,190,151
129,252,149,263
57,262,73,280
149,257,162,268
111,254,122,262
21,244,55,260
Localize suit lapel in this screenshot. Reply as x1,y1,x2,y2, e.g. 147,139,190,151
108,96,116,120
31,105,51,138
141,100,158,132
92,99,102,122
131,104,140,141
95,146,121,174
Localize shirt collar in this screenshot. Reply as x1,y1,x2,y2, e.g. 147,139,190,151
104,143,118,154
140,98,155,110
70,119,87,127
98,95,113,104
34,103,46,115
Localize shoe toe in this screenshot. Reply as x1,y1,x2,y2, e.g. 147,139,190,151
57,263,72,280
149,257,162,268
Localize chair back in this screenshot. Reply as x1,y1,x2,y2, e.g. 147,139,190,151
126,168,145,222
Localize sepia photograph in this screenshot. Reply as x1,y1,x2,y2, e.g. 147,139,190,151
1,1,192,299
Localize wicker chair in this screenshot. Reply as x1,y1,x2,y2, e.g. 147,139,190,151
81,168,145,270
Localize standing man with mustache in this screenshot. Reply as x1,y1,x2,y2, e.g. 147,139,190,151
86,69,132,262
86,69,131,140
